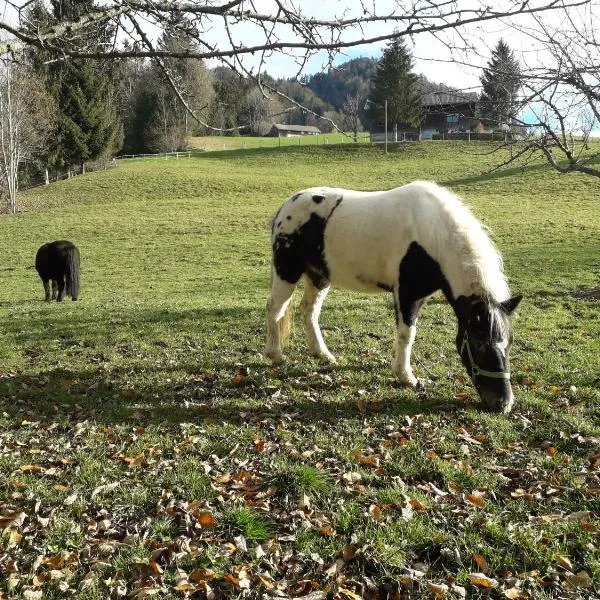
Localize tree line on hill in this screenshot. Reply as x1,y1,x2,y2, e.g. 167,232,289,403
1,0,522,212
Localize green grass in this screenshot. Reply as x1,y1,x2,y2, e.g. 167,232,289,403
0,141,599,598
187,132,370,151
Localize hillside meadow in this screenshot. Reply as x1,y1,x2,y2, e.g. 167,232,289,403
0,142,599,599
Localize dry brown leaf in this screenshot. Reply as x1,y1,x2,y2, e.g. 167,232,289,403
223,572,240,586
465,493,485,508
339,588,363,600
189,568,216,582
472,553,489,572
505,588,528,599
554,554,573,571
0,511,26,530
565,511,592,522
19,464,42,473
196,511,217,528
369,504,384,521
352,450,380,468
173,582,197,593
342,544,357,561
565,571,593,588
468,573,498,588
409,498,428,511
427,582,449,598
123,453,145,468
325,558,345,577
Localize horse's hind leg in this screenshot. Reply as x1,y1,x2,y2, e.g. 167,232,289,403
51,280,58,300
42,280,51,302
56,277,66,302
265,273,296,364
300,276,335,364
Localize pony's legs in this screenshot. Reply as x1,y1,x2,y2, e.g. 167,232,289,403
392,323,418,387
300,277,335,363
51,280,58,300
265,273,296,363
391,288,423,387
42,280,51,302
56,277,66,302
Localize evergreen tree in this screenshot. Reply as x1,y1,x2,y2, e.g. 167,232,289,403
27,0,122,170
479,39,522,127
366,39,423,134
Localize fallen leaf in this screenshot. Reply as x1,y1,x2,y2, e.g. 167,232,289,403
565,571,593,588
468,573,498,588
472,553,488,572
554,554,573,571
504,588,528,599
465,493,485,508
369,504,383,520
189,568,216,582
427,582,449,598
196,511,217,528
91,481,120,499
19,464,42,473
409,498,428,511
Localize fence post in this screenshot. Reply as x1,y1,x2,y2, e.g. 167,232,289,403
44,169,49,185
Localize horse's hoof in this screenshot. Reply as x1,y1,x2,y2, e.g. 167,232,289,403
315,352,337,364
265,350,284,364
415,378,432,390
394,373,419,388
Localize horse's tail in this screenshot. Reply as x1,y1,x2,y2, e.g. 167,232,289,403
279,298,294,347
269,266,294,347
65,246,80,300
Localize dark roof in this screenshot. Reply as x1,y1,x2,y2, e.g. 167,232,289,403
272,124,321,133
421,90,479,107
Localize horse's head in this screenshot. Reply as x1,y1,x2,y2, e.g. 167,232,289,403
455,295,522,413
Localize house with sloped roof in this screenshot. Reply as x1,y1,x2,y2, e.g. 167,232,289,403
268,124,321,137
370,90,480,141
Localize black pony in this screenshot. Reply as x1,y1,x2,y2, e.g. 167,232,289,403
35,241,80,302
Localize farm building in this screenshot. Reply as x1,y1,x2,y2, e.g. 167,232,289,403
370,91,480,142
268,124,321,137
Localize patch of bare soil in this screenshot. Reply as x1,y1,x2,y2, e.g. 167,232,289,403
571,286,600,301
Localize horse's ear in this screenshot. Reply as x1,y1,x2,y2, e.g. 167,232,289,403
500,295,523,315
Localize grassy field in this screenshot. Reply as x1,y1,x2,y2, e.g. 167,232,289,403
187,132,370,152
0,142,599,599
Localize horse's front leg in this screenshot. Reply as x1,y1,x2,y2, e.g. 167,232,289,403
392,289,425,387
300,276,336,364
51,280,58,300
392,322,418,387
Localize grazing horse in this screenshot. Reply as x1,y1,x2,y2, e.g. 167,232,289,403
265,181,522,413
35,240,80,302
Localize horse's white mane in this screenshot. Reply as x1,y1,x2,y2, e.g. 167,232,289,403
412,181,510,302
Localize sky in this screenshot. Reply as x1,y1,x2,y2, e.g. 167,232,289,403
2,0,598,133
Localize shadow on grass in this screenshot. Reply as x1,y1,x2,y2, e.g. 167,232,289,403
0,355,469,429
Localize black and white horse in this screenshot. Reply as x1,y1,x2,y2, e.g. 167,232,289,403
35,240,80,302
265,181,521,413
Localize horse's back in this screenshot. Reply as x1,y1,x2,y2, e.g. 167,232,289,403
35,240,79,278
272,181,453,292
